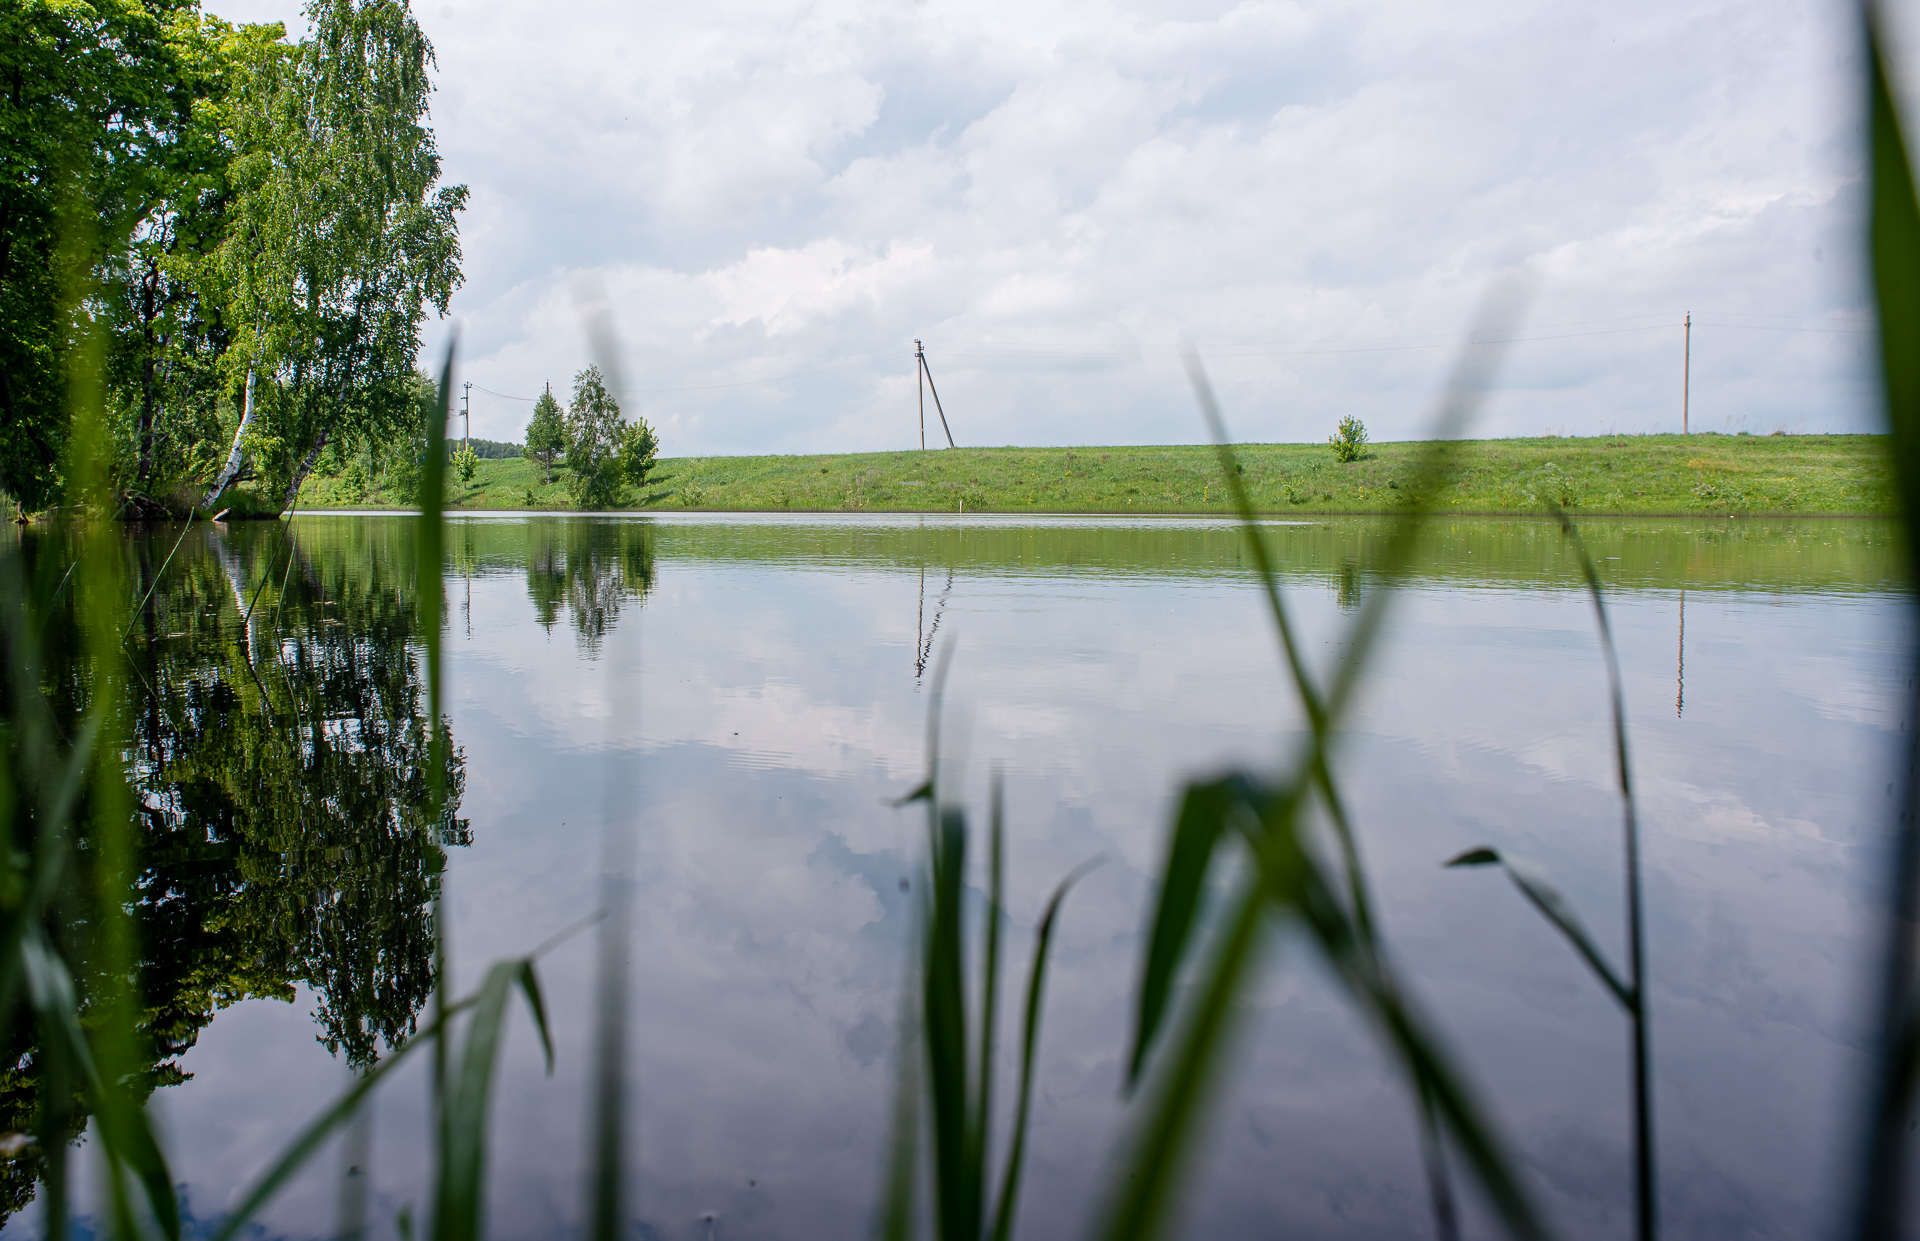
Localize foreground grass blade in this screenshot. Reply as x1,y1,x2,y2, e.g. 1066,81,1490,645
1097,873,1268,1241
925,806,979,1241
876,928,922,1241
1859,5,1920,1236
991,858,1100,1241
421,337,456,1196
436,959,553,1241
1445,849,1632,1008
1544,505,1656,1241
976,774,1004,1229
1103,285,1539,1241
1127,777,1243,1088
207,992,480,1241
1231,788,1554,1241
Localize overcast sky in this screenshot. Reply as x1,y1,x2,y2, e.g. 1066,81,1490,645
213,0,1884,452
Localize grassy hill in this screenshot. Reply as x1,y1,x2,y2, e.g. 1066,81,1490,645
295,433,1894,517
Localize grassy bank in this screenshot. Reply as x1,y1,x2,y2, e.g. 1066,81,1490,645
295,432,1893,516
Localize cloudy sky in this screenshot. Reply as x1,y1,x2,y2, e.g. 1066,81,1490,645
216,0,1882,452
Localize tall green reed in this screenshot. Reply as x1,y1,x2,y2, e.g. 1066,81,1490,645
880,655,1098,1241
1097,298,1556,1241
1443,504,1655,1241
1856,3,1920,1236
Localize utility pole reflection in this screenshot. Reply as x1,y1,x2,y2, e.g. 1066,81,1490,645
1676,589,1685,718
916,563,954,680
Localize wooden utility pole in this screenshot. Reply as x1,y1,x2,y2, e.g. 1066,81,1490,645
914,339,955,448
462,381,472,447
915,341,925,450
1682,312,1691,434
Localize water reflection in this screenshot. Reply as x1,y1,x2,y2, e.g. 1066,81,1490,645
1677,589,1686,718
915,565,952,680
521,519,655,657
2,513,1906,1240
0,520,465,1224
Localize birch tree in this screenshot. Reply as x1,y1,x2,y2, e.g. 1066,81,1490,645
202,0,464,513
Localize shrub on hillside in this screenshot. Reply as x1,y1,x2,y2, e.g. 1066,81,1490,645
1330,415,1368,463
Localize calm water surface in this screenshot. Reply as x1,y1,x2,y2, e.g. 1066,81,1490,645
3,513,1907,1241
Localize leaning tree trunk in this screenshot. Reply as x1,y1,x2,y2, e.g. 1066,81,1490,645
201,365,257,510
136,258,164,491
280,425,329,513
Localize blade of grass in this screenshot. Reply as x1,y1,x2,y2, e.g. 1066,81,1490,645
71,306,182,1241
975,770,1005,1226
1126,776,1243,1088
925,805,978,1241
1228,796,1554,1241
1845,23,1920,1204
1545,503,1654,1241
876,919,922,1241
1444,849,1632,1008
1103,281,1534,1241
435,958,552,1241
991,857,1101,1241
421,337,455,1205
207,992,482,1241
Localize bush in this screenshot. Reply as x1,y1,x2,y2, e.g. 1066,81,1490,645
453,442,478,485
621,418,658,486
1330,415,1368,462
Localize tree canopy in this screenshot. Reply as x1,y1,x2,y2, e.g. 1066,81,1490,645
524,387,564,484
564,365,627,510
0,0,465,518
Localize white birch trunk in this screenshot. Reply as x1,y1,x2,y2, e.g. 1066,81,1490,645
201,365,257,510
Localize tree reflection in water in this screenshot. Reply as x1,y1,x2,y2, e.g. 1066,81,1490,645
522,518,656,656
0,518,466,1221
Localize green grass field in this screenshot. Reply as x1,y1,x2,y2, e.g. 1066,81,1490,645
296,433,1894,517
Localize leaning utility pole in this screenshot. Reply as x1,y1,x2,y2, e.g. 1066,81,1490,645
914,339,955,448
1682,312,1691,434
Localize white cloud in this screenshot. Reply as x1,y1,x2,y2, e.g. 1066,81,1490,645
214,0,1881,451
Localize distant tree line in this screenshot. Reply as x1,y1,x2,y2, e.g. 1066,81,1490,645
460,437,522,460
1,0,464,517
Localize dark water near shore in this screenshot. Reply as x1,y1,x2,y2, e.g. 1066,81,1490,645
1,513,1908,1240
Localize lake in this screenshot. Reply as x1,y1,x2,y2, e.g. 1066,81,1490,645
1,512,1907,1240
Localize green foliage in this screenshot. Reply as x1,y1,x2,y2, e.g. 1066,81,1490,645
367,437,1879,517
885,706,1094,1241
621,416,658,487
463,437,522,460
523,520,655,656
1855,10,1920,1237
563,366,628,510
523,389,564,484
0,0,227,510
453,441,478,485
1330,414,1368,463
205,0,467,512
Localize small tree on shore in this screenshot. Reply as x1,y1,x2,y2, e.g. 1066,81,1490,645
622,417,659,487
1330,414,1368,463
566,366,628,509
525,387,565,483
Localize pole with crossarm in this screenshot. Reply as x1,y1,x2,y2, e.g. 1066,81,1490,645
915,339,955,448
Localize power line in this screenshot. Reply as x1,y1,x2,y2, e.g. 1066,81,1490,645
471,384,535,402
458,311,1868,403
